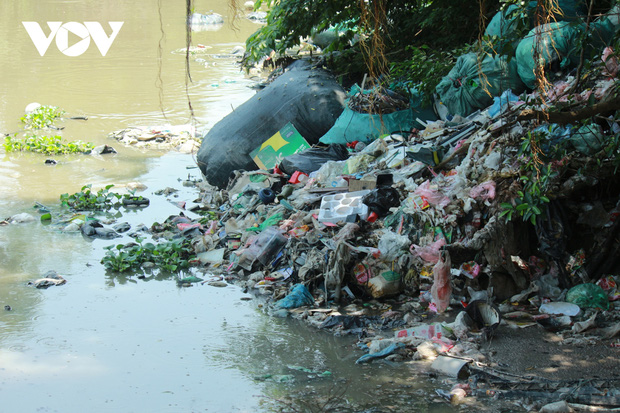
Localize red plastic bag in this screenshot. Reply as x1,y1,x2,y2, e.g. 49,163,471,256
431,250,452,313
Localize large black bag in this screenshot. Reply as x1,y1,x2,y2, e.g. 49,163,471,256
196,61,345,188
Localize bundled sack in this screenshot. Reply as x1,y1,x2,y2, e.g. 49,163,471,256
196,60,345,188
515,22,581,89
435,53,524,117
319,85,434,145
485,0,586,51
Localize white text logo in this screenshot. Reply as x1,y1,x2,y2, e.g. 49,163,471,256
22,22,124,56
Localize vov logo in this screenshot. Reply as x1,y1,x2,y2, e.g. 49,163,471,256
22,22,124,57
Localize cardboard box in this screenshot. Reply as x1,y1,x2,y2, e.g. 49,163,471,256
348,178,376,192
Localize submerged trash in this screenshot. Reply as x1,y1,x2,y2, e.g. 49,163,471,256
28,270,66,289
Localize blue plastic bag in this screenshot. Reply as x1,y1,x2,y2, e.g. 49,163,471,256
275,284,315,309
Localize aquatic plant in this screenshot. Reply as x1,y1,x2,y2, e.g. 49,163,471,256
3,134,94,155
101,237,195,273
60,184,122,211
20,105,65,129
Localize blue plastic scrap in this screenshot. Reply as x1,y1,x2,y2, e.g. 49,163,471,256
355,342,405,364
275,284,315,309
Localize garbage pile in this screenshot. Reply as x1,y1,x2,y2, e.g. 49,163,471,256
109,124,199,153
145,43,620,409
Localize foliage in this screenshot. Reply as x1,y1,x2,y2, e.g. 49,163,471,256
3,134,94,155
243,0,491,73
389,44,473,105
60,184,122,211
500,130,564,224
21,105,65,129
101,237,195,273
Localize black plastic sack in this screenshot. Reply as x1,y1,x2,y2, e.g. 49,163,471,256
196,60,346,188
362,187,401,217
279,144,349,175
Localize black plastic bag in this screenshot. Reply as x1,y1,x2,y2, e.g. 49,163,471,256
362,187,401,218
279,144,349,175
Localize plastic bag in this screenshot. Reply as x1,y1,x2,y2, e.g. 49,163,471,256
414,181,450,208
566,283,610,310
516,22,580,89
279,144,350,175
362,187,401,218
469,181,496,201
435,53,524,116
431,250,452,313
378,231,411,261
275,284,314,309
411,238,446,265
570,123,605,155
233,227,288,269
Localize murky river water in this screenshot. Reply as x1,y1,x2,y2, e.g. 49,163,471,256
0,1,462,412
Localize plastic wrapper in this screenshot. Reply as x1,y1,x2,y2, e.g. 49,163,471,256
431,250,452,313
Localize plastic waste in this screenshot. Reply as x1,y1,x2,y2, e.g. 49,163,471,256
572,312,598,333
395,323,452,340
570,123,605,155
465,300,501,333
431,250,452,313
258,188,276,204
320,84,423,145
435,53,524,116
411,238,446,264
566,283,610,310
458,261,481,279
275,284,314,309
279,144,350,175
28,270,66,289
378,231,410,261
197,61,346,188
367,271,403,298
414,181,450,208
539,301,580,316
362,187,401,219
431,356,469,379
233,227,288,269
318,190,370,223
469,181,496,201
487,89,521,118
516,22,580,89
355,342,405,364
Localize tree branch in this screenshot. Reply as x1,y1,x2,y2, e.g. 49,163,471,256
517,94,620,124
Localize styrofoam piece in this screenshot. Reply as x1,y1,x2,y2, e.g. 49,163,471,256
318,190,370,223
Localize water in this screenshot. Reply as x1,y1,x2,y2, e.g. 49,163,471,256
0,2,461,412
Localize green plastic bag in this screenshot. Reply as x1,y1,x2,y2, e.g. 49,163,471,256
319,85,435,145
571,123,605,155
566,283,610,310
485,1,586,55
435,53,524,117
515,22,581,89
